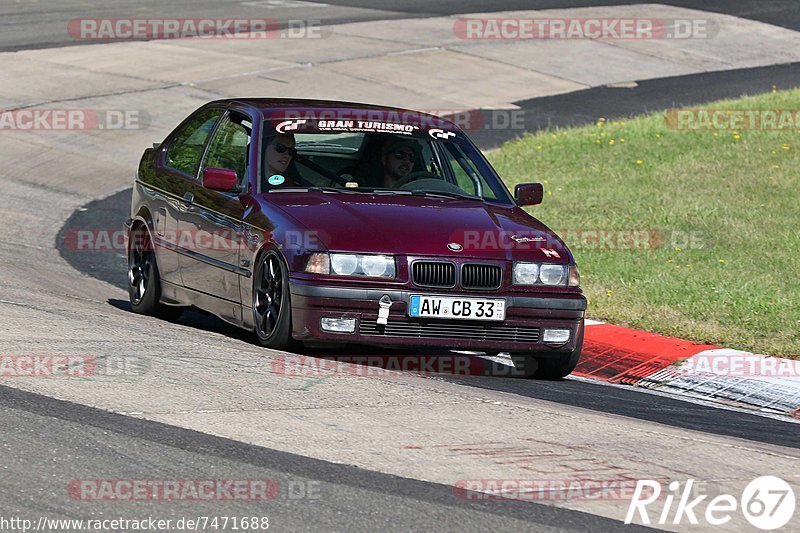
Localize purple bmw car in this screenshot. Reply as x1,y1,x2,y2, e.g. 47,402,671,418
126,99,585,378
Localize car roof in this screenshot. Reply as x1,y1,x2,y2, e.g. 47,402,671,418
208,98,461,130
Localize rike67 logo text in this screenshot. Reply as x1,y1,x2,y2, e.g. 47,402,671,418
626,477,795,530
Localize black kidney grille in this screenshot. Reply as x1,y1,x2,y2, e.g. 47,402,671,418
412,261,456,288
461,264,502,290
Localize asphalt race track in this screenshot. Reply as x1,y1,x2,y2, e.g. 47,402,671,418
3,0,800,51
1,385,654,532
3,1,800,531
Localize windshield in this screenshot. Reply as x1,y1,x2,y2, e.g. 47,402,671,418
259,122,514,204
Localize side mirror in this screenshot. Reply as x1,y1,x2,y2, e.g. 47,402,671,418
202,168,238,192
514,183,544,206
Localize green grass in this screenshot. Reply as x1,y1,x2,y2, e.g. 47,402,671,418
488,88,800,357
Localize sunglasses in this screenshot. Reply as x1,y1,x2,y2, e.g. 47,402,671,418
391,150,415,162
274,143,297,156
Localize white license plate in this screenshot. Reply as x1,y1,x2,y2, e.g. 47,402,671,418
409,295,506,321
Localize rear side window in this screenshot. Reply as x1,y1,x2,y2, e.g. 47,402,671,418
166,109,222,177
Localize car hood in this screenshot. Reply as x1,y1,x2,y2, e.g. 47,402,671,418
265,191,570,262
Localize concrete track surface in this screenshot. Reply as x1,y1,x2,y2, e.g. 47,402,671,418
1,1,799,531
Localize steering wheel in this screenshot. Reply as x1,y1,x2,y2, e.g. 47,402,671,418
393,171,441,189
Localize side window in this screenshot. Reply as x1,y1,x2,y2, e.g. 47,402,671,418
417,140,440,175
166,109,222,177
442,144,497,199
202,113,251,184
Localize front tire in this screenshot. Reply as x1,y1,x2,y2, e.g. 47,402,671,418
127,224,182,320
252,250,296,351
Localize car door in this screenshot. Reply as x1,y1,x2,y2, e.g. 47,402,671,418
177,110,251,314
155,107,224,286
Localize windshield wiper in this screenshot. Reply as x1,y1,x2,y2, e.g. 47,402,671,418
267,186,370,194
362,188,413,195
406,190,481,201
357,188,478,200
267,186,332,193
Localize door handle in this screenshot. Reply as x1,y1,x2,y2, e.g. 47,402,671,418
183,192,194,206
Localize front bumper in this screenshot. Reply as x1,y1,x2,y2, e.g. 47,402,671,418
289,280,586,355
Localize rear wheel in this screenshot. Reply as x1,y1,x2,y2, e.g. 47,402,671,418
127,224,182,320
253,250,296,351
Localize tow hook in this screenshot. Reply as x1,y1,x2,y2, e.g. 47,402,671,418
377,295,392,326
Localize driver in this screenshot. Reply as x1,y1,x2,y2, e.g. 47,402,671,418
380,136,419,188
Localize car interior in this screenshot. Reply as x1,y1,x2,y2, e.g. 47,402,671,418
259,131,500,201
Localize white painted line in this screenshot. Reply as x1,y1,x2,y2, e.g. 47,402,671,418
242,0,330,8
387,47,442,56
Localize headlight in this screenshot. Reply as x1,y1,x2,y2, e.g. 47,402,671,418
360,255,394,277
331,254,359,276
306,252,396,279
513,262,576,286
539,264,566,286
513,262,539,285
